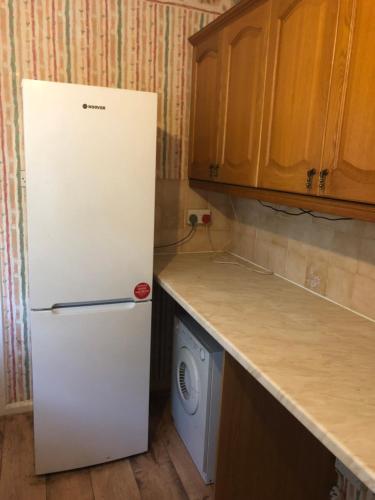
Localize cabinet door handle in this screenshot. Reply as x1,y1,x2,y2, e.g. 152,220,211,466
209,164,214,178
319,169,329,190
306,168,316,189
213,164,219,178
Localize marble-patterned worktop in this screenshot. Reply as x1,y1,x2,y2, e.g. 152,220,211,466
154,252,375,492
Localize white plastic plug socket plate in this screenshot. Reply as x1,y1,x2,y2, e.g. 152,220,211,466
186,209,212,225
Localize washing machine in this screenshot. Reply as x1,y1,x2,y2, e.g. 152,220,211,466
171,310,223,484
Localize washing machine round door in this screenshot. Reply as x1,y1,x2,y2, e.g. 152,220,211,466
176,346,200,415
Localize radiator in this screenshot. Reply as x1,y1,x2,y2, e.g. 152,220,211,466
330,460,375,500
150,280,176,392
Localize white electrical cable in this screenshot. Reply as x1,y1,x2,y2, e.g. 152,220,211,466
206,224,232,254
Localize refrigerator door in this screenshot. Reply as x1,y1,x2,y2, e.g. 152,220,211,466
31,301,151,474
22,80,157,309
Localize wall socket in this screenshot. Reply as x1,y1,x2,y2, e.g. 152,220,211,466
186,209,212,225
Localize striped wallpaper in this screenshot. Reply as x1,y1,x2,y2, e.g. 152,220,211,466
0,0,234,404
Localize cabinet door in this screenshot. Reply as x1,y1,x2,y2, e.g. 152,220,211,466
322,0,375,203
217,1,271,186
215,354,336,500
259,0,340,194
189,32,222,181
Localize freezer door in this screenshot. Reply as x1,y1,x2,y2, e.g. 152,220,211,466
22,80,157,309
31,301,151,474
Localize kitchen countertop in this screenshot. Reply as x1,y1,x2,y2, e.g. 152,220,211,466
154,252,375,492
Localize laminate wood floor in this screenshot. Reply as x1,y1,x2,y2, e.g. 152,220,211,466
0,395,213,500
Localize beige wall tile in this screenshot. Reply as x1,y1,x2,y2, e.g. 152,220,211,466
326,267,355,308
154,228,181,251
363,222,375,239
227,197,375,320
305,256,329,295
231,221,256,261
328,231,360,273
351,274,375,320
307,220,335,251
253,228,273,269
268,239,287,276
206,192,233,231
285,240,308,285
157,186,375,321
358,238,375,280
155,179,232,253
182,182,211,211
207,229,233,252
179,226,213,253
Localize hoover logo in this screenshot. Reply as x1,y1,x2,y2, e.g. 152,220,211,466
82,103,106,110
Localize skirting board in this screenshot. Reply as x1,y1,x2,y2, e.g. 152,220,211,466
0,294,33,416
0,400,33,416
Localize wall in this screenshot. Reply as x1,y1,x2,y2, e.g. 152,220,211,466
2,0,373,408
0,0,233,408
154,179,232,253
230,197,375,321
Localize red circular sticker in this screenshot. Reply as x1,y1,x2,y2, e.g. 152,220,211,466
134,282,151,300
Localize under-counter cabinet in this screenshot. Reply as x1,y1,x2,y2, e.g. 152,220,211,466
215,354,336,500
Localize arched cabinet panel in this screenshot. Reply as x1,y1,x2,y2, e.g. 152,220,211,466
189,33,222,181
217,1,271,186
259,0,340,194
188,0,375,221
323,0,375,203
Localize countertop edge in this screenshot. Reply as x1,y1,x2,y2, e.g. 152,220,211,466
154,273,375,493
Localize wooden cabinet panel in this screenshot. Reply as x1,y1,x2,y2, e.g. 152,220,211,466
189,33,222,181
217,1,271,186
215,354,336,500
259,0,340,194
322,0,375,203
188,0,375,220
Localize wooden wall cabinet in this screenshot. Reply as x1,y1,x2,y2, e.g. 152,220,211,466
189,32,222,182
259,0,341,195
261,0,375,203
322,0,375,204
217,0,271,186
215,354,336,500
188,0,375,222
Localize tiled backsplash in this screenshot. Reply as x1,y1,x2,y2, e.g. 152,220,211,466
230,197,375,321
155,181,375,321
154,179,232,254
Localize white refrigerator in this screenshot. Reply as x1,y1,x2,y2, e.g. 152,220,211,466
22,79,157,474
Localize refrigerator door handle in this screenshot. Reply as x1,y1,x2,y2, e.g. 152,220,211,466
51,298,135,310
48,300,139,316
31,298,139,313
